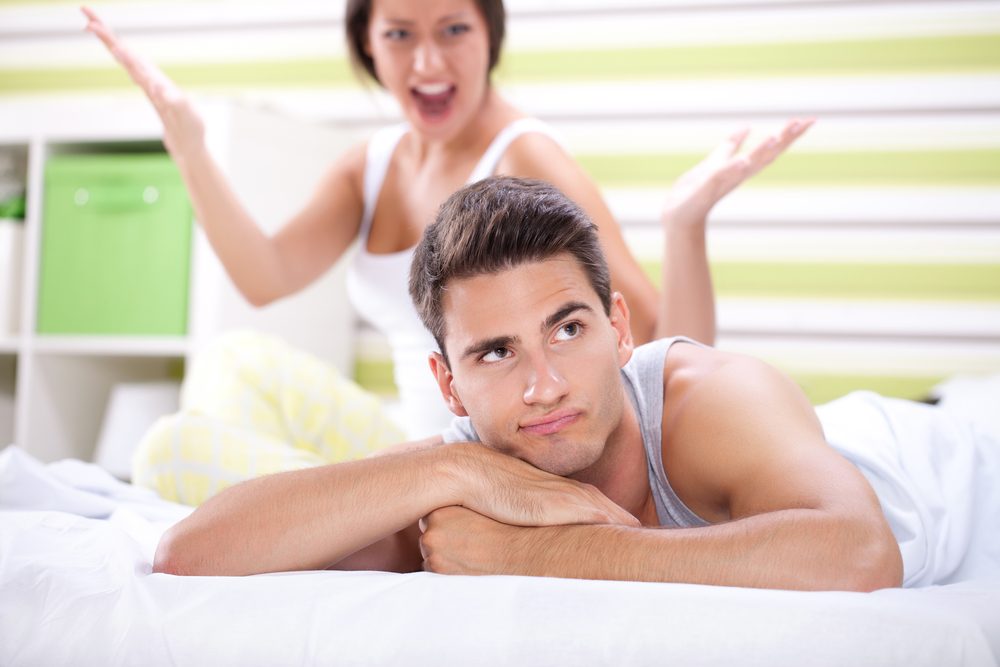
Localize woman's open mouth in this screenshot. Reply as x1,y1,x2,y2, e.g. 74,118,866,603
411,83,456,123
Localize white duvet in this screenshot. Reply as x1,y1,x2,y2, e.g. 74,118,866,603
1,446,999,666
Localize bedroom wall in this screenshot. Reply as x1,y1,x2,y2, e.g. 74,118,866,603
2,0,998,404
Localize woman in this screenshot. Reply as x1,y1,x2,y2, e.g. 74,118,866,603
82,0,810,502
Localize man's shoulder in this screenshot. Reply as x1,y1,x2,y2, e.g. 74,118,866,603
660,344,818,518
662,343,792,420
663,343,813,445
626,336,709,379
626,336,747,392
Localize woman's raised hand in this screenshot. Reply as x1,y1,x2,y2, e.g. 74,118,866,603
662,118,815,228
81,6,206,159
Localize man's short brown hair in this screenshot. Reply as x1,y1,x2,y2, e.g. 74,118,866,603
409,176,612,363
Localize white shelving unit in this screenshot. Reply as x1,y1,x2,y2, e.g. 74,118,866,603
0,96,366,466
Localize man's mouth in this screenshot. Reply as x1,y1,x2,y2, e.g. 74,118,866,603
519,410,582,436
411,83,456,121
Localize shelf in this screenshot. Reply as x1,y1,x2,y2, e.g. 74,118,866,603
32,335,189,357
25,355,179,462
0,355,15,446
3,103,356,465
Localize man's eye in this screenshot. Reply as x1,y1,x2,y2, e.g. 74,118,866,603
481,347,510,363
554,322,581,341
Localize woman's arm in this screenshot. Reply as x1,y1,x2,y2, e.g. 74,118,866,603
657,120,814,343
82,7,363,307
498,120,813,346
498,135,662,344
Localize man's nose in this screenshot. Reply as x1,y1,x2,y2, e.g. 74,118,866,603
523,356,569,406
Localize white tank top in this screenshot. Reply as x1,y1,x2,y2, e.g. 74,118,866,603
345,118,556,439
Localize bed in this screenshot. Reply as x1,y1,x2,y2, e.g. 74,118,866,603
1,445,998,666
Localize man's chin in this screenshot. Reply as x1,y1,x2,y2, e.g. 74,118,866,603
488,429,604,476
528,443,603,477
538,460,586,477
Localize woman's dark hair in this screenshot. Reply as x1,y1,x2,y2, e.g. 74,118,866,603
345,0,506,86
410,176,612,363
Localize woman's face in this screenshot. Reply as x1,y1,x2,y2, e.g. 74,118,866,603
367,0,492,140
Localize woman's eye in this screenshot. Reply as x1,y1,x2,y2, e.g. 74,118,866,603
384,28,410,40
555,322,581,341
443,23,470,37
481,347,510,363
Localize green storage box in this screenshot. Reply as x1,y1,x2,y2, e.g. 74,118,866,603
38,154,192,335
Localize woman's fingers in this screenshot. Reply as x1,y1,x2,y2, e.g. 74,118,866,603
82,8,147,80
81,6,177,108
744,118,814,177
79,5,206,156
81,7,122,55
707,126,751,164
724,126,751,155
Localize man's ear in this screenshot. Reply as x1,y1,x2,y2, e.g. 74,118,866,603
429,352,469,417
609,292,634,367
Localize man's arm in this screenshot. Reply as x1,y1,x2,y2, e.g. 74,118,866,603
153,441,637,576
421,503,898,591
420,357,902,591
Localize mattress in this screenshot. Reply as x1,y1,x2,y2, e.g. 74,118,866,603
1,445,998,666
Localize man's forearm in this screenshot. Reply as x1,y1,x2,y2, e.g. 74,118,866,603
154,442,458,576
496,509,901,592
153,441,634,577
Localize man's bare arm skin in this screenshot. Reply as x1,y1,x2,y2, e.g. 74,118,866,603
420,354,903,592
153,441,638,576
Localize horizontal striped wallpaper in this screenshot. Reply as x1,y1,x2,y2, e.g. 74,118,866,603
3,0,998,405
644,261,1000,302
3,33,1000,93
578,150,1000,187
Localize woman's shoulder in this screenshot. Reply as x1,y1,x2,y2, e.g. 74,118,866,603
328,128,402,197
496,118,562,162
494,119,580,184
318,139,365,184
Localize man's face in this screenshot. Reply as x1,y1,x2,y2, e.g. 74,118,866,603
430,254,634,477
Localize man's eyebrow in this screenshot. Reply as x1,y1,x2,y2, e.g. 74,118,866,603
461,335,519,362
542,302,593,333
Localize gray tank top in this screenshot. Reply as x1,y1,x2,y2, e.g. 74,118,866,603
621,337,710,528
440,336,710,529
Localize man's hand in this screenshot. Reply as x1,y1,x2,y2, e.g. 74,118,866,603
447,443,639,529
418,506,520,575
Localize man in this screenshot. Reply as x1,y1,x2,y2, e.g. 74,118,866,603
155,177,998,590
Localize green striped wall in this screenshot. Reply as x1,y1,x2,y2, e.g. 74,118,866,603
3,1,997,407
791,373,946,405
640,262,1000,302
502,34,1000,81
578,150,1000,188
2,33,1000,94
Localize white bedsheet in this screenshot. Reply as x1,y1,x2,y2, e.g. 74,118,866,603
1,445,998,667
